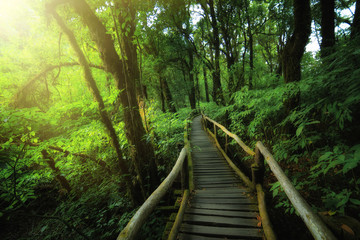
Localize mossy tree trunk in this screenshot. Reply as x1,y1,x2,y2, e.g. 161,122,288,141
46,5,139,203
51,0,159,198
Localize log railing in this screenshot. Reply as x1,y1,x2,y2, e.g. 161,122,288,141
167,120,193,240
201,113,337,240
117,120,193,240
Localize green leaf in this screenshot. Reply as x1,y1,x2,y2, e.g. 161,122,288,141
350,198,360,205
343,161,358,174
296,125,304,136
319,152,332,161
41,225,48,232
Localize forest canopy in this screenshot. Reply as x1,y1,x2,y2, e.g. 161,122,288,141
0,0,360,239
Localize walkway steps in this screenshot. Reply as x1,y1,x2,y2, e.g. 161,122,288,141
177,115,262,239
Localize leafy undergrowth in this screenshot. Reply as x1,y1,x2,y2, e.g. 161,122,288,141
0,101,191,240
201,39,360,239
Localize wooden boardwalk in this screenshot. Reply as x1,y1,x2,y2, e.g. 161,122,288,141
178,116,263,239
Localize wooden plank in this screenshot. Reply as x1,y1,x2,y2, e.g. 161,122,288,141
178,233,239,240
195,189,248,194
195,194,248,199
183,214,259,228
192,198,254,204
193,166,230,170
193,161,226,164
195,175,237,180
193,169,233,173
180,224,262,238
194,164,228,168
185,208,258,218
196,184,240,189
195,177,238,181
195,179,238,184
192,203,258,211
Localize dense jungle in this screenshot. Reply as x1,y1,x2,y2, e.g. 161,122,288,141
0,0,360,239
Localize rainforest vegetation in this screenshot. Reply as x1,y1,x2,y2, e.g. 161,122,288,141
0,0,360,239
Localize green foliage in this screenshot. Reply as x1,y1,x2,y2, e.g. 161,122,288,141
146,102,191,173
223,39,360,218
311,144,360,177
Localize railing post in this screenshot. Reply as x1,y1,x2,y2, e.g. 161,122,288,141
213,123,216,139
181,156,189,191
252,145,265,185
225,134,228,154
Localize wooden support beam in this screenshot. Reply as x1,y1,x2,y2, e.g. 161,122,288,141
252,146,265,185
225,134,228,153
256,184,277,240
167,190,190,240
184,122,194,192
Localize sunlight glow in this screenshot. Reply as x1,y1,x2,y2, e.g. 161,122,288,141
0,0,33,39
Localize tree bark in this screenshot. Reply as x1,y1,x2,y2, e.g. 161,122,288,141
320,0,335,58
159,76,166,113
47,2,142,204
246,9,254,89
207,0,225,105
162,77,177,113
188,47,196,110
68,0,159,193
352,0,360,38
282,0,311,84
203,66,210,102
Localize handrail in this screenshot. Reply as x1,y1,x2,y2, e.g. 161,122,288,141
184,121,194,191
256,142,336,240
117,147,187,240
201,113,255,156
167,118,194,239
201,113,337,240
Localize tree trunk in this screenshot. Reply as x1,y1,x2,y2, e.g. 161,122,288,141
116,1,144,101
208,0,225,105
187,42,196,110
352,0,360,38
159,76,166,112
68,0,159,194
162,77,176,112
320,0,335,58
203,66,210,102
46,5,139,203
282,0,311,133
247,12,254,89
282,0,311,84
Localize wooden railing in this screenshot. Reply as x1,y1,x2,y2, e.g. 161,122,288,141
201,113,337,240
117,120,193,240
167,120,193,240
